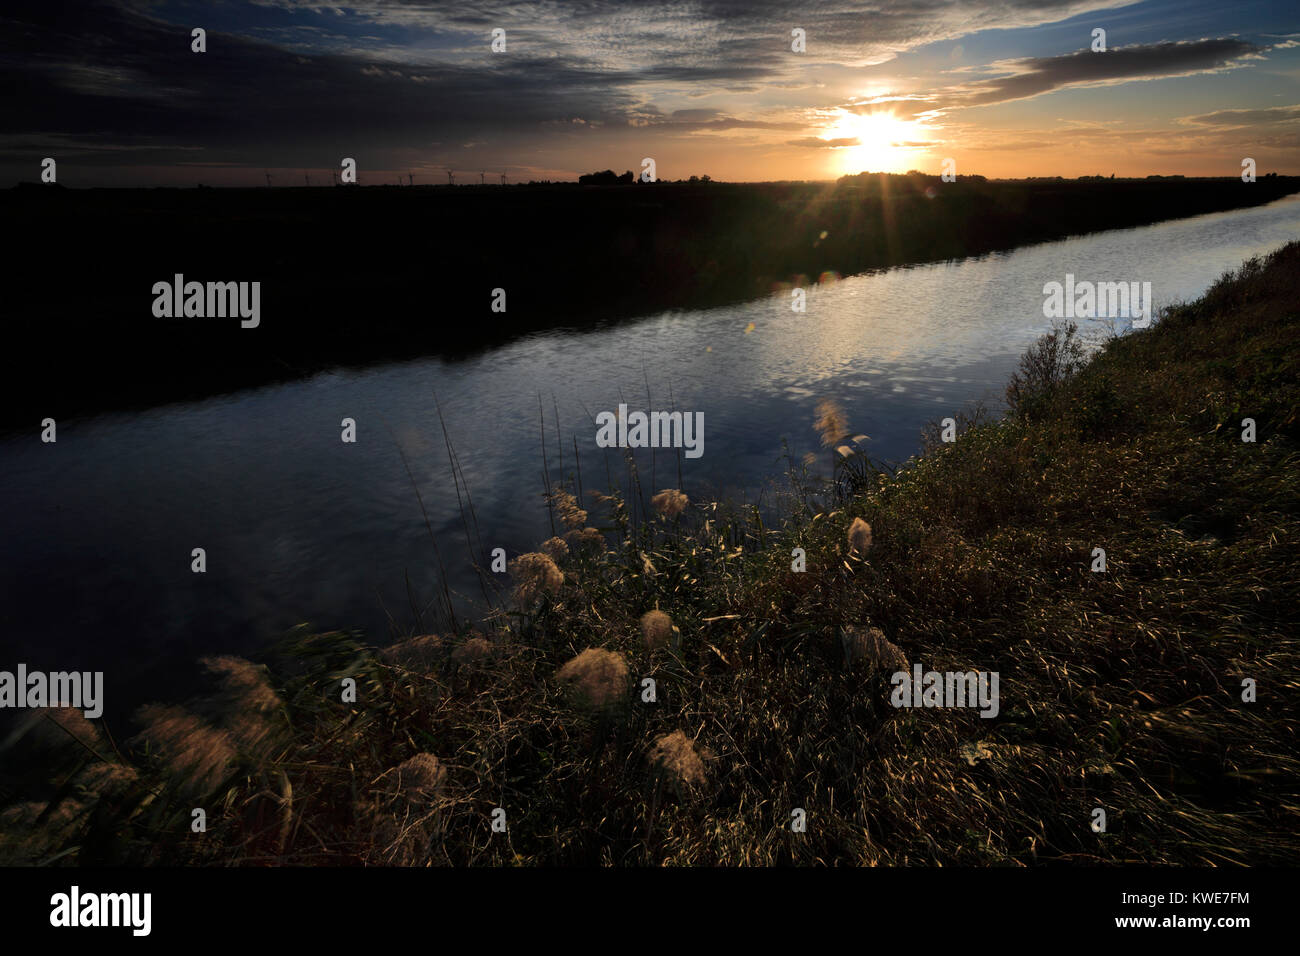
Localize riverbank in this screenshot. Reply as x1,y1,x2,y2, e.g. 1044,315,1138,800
6,175,1298,430
4,240,1297,865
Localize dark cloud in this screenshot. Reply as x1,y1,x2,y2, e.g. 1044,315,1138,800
837,38,1268,123
661,115,806,131
950,39,1263,109
0,0,653,170
1182,104,1300,127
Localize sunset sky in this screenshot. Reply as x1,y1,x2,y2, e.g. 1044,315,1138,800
3,0,1298,185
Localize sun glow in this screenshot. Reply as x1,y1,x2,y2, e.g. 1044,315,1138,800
823,109,918,175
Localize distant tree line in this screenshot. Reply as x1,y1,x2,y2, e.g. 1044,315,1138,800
579,169,635,185
578,170,714,184
839,170,989,183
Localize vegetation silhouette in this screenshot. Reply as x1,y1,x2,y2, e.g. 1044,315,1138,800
4,174,1297,428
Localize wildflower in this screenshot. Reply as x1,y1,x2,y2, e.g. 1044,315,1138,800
557,648,628,712
541,536,569,562
388,753,446,804
0,800,83,863
548,489,587,530
8,706,104,758
564,526,604,548
650,488,689,519
839,625,908,671
366,753,449,866
201,656,281,716
648,730,711,792
131,705,236,799
814,398,848,447
380,634,446,669
960,741,994,767
452,636,492,664
847,517,873,556
510,552,564,603
640,609,675,649
77,762,139,798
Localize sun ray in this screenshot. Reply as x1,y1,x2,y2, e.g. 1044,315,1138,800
822,109,919,175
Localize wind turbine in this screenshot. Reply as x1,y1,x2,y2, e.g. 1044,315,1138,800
264,170,273,187
500,172,508,185
446,169,455,185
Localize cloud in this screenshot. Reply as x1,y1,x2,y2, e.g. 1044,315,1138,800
787,136,859,148
965,140,1053,150
945,39,1264,110
0,0,656,168
2,1,1290,181
1180,104,1300,127
233,0,1142,71
841,38,1269,124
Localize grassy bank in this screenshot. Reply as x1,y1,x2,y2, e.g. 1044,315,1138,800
6,175,1298,429
3,241,1298,865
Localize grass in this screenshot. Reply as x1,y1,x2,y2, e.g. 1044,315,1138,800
2,241,1298,866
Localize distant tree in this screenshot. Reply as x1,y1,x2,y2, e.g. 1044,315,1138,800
579,169,619,185
618,170,634,184
701,174,711,182
689,175,699,183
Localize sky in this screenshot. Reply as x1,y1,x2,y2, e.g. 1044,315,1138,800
2,0,1298,185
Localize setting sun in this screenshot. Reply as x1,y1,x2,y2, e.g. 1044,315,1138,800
824,109,919,174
